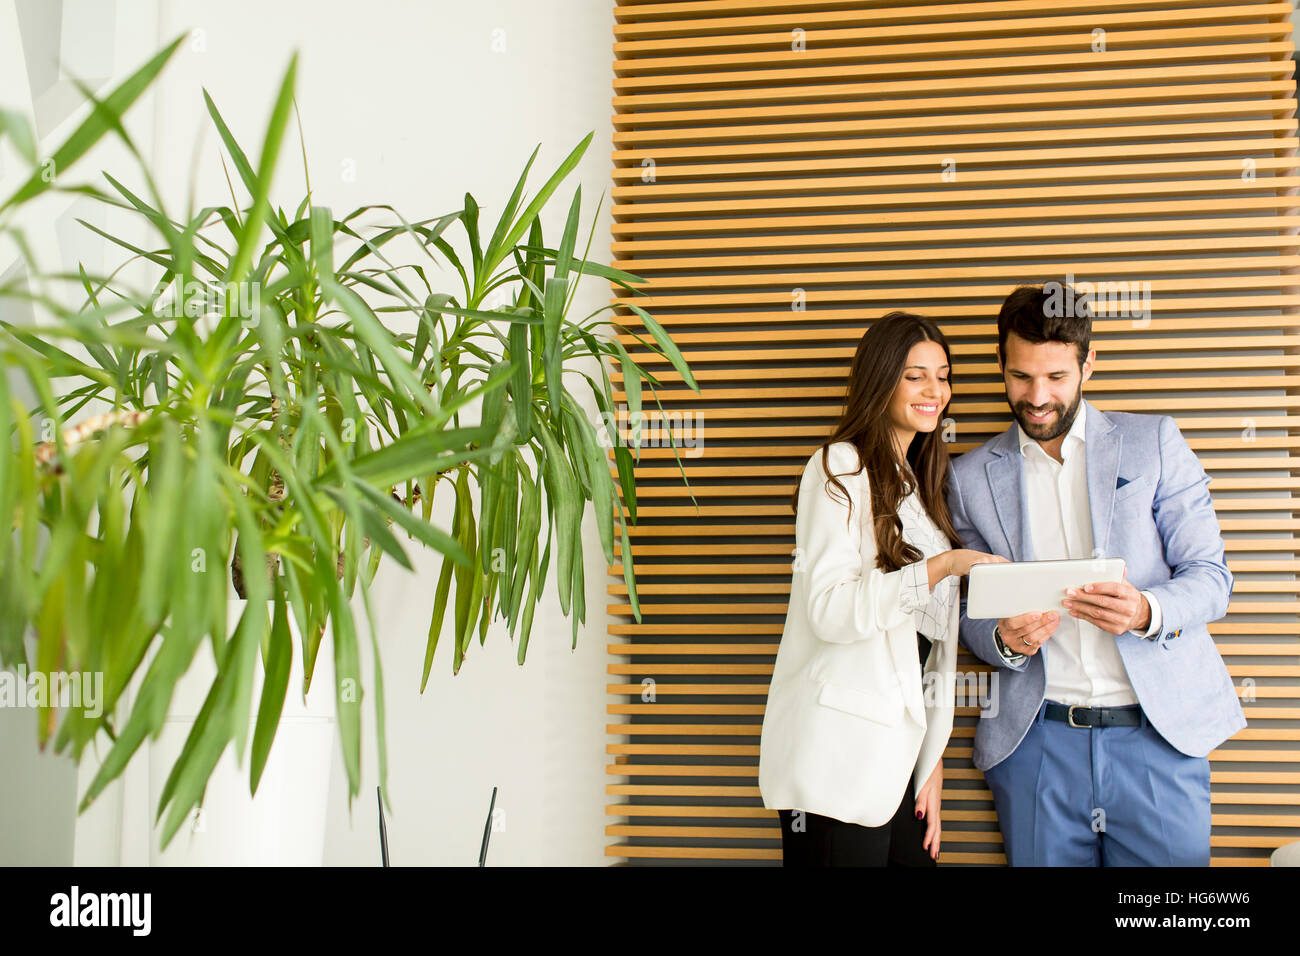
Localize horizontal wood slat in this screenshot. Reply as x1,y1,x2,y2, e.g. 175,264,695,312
612,29,1293,75
606,0,1300,866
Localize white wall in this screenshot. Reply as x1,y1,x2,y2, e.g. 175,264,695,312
2,0,618,865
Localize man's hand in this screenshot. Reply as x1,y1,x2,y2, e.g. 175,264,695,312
1061,567,1150,635
997,610,1059,656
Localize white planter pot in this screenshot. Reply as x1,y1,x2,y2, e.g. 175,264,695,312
146,599,336,865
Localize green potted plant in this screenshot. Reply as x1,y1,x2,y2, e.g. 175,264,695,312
0,38,698,857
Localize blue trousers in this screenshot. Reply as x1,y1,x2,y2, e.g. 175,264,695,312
982,700,1211,866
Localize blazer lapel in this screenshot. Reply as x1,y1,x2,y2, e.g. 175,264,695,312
984,427,1033,561
1084,400,1121,558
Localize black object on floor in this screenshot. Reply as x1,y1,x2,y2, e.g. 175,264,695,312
378,786,390,867
479,786,498,866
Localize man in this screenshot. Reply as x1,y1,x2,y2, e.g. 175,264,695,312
946,284,1245,866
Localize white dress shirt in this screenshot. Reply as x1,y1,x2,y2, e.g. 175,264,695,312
1008,401,1163,705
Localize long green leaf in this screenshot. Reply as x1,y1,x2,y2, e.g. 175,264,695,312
225,53,297,285
1,35,186,212
250,586,292,793
487,132,592,278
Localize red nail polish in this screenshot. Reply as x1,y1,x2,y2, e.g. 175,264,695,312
915,810,922,819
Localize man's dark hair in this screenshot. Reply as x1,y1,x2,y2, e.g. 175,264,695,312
997,283,1092,368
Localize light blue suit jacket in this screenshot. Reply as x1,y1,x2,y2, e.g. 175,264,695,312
946,399,1246,770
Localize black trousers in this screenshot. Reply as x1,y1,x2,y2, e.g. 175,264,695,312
776,632,937,867
776,783,935,867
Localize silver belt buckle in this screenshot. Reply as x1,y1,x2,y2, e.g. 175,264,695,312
1067,704,1089,728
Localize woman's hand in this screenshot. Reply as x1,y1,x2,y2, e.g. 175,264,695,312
944,549,1008,578
916,760,943,861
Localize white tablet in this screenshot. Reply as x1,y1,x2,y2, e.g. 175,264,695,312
966,557,1127,620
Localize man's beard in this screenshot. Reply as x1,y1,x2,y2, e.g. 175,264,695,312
1010,387,1083,441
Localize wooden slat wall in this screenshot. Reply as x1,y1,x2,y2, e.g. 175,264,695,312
604,0,1300,865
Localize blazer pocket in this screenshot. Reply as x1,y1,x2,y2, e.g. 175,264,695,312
816,680,901,726
1114,474,1152,503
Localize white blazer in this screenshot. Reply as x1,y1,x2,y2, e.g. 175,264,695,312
759,440,960,828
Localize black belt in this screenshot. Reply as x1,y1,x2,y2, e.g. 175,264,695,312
1044,701,1142,728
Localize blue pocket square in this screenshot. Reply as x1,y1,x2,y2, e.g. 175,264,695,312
1116,476,1132,489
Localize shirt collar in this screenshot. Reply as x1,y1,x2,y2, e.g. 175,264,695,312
1017,399,1087,459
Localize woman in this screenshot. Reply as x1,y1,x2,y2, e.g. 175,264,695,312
758,311,1006,866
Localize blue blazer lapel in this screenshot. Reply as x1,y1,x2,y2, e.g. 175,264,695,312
1084,399,1122,559
985,426,1033,561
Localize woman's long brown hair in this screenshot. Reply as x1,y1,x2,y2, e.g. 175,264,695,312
791,311,963,571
